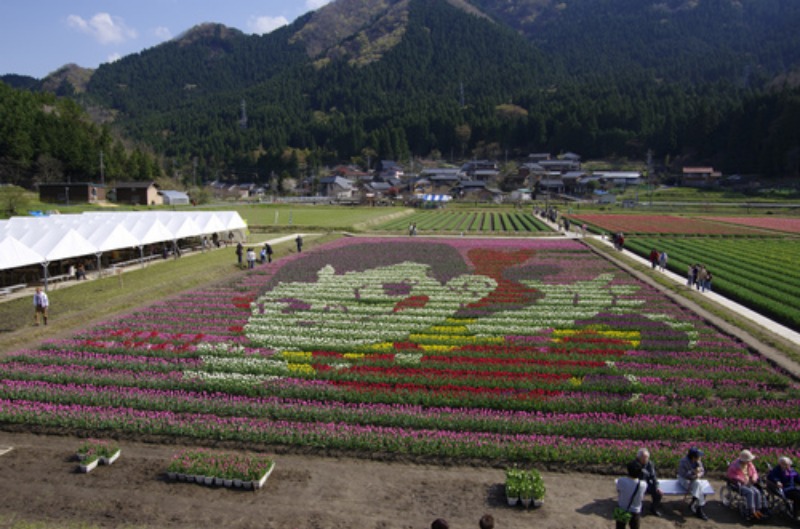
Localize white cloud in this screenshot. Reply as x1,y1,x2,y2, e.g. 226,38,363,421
306,0,332,9
247,15,289,35
154,26,173,41
106,53,122,64
66,13,137,45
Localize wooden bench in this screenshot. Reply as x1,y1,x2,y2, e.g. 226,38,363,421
0,283,27,296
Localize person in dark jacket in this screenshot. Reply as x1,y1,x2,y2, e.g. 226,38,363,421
628,447,663,517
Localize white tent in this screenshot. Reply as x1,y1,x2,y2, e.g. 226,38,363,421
0,235,45,269
77,222,140,252
31,227,98,262
0,210,248,274
125,218,174,246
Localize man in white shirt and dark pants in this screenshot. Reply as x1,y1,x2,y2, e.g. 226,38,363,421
33,287,49,326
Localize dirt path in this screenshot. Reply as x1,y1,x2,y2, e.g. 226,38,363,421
0,431,760,529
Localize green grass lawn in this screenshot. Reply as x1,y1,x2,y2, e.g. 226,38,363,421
233,204,411,229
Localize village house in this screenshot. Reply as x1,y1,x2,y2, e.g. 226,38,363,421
682,167,722,187
38,182,107,204
114,181,161,206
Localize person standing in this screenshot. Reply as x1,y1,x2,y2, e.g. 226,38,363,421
628,448,663,517
616,463,647,529
246,247,256,269
236,242,244,266
295,235,303,253
678,447,709,520
696,265,708,291
658,251,668,271
264,243,273,263
33,287,49,326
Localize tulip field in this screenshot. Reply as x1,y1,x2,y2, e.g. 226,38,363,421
624,236,800,329
377,210,551,233
569,214,770,235
1,237,798,470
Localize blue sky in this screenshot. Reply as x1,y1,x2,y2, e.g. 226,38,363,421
0,0,333,78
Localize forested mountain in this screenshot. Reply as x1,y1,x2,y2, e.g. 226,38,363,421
0,82,161,186
3,0,800,187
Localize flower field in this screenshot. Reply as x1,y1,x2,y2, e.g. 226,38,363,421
702,216,800,234
625,236,800,329
1,237,798,470
570,214,768,235
378,210,551,233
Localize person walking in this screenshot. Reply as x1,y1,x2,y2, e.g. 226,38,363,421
658,251,668,271
295,235,303,253
649,249,659,269
33,287,49,326
264,243,273,263
697,265,708,292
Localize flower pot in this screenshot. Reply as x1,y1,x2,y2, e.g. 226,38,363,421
223,479,233,488
253,463,276,490
532,499,544,509
214,476,225,486
79,459,99,473
233,478,243,488
242,480,253,490
521,498,532,508
195,475,205,484
203,476,214,486
506,496,519,507
101,449,121,466
167,471,177,481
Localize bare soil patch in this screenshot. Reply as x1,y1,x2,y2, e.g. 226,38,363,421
0,431,748,529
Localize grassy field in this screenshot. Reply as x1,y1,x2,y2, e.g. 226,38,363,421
232,204,411,230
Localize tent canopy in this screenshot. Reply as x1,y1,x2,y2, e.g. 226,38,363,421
0,210,247,272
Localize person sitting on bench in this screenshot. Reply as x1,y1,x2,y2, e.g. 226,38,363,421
678,447,709,520
628,448,663,517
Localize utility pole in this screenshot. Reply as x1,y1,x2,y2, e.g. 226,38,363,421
647,149,654,207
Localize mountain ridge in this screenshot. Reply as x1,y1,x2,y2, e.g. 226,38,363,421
2,0,799,184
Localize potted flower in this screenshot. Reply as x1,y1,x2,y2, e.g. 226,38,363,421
78,453,100,473
77,439,121,466
505,467,546,508
166,449,275,490
504,468,522,506
527,468,546,508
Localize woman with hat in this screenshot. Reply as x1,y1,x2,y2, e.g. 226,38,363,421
677,447,708,520
727,449,766,521
766,456,800,518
